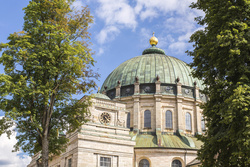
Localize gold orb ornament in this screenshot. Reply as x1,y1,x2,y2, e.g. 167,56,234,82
149,32,158,46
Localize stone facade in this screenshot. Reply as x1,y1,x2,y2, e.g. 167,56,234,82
28,85,203,167
28,37,204,167
28,97,135,167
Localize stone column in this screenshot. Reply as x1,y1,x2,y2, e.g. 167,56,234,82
194,84,202,134
133,78,140,131
134,82,140,94
133,95,140,130
115,82,121,98
194,83,200,101
155,94,162,130
177,81,182,96
155,75,161,94
155,79,162,131
176,81,184,134
195,102,202,135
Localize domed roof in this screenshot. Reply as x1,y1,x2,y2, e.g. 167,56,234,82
92,92,111,100
101,34,204,92
101,53,204,91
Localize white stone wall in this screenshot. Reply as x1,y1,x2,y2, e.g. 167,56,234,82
28,93,203,167
135,149,198,167
120,94,204,135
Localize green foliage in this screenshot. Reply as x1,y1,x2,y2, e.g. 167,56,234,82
0,0,98,163
188,0,250,166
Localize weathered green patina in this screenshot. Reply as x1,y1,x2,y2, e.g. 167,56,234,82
142,46,165,55
130,132,203,149
92,92,111,100
101,49,204,92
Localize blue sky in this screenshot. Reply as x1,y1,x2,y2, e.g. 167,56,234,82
0,0,204,166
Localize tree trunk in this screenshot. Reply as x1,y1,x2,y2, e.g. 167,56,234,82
41,133,49,167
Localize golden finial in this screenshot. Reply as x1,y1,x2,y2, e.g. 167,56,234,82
149,32,158,46
98,87,100,93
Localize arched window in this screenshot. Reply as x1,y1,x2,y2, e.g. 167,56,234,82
127,112,130,128
201,116,205,131
186,112,192,131
144,110,151,128
172,160,182,167
139,159,150,167
166,110,173,128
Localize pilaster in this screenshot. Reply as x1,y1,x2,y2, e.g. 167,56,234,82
176,82,182,96
195,102,202,135
134,82,140,94
115,83,121,98
176,81,184,133
132,95,140,130
155,94,162,130
155,80,161,94
194,85,200,134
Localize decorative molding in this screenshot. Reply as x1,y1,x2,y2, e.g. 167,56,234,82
182,106,193,111
116,119,125,127
141,103,154,107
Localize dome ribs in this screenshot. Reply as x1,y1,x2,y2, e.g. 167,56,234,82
101,54,204,93
144,55,151,83
165,55,177,84
179,60,194,87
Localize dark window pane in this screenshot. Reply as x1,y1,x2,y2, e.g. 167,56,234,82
144,110,151,128
186,113,192,130
139,159,150,167
68,158,72,167
201,116,205,131
172,160,182,167
127,113,130,128
166,110,172,128
100,157,111,167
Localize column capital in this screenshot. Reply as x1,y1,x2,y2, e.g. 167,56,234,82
115,84,121,98
194,85,200,101
176,82,182,96
155,80,161,94
134,82,140,94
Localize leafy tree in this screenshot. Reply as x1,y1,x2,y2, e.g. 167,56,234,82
188,0,250,166
0,0,98,166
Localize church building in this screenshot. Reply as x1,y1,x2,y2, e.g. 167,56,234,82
28,34,205,167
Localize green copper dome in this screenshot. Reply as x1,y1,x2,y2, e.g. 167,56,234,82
142,46,165,55
101,52,204,92
93,93,111,100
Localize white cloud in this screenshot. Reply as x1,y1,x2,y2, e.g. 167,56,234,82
71,0,85,10
97,26,120,44
0,118,31,167
94,0,137,44
139,8,158,21
97,47,105,56
93,0,204,55
165,15,196,34
178,32,193,41
135,0,197,19
96,0,137,29
169,41,189,54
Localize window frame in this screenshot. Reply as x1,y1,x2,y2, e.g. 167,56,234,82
139,158,150,167
144,110,151,129
68,158,72,167
100,156,111,167
201,116,205,131
127,112,130,128
185,112,192,131
165,110,173,129
172,159,182,167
